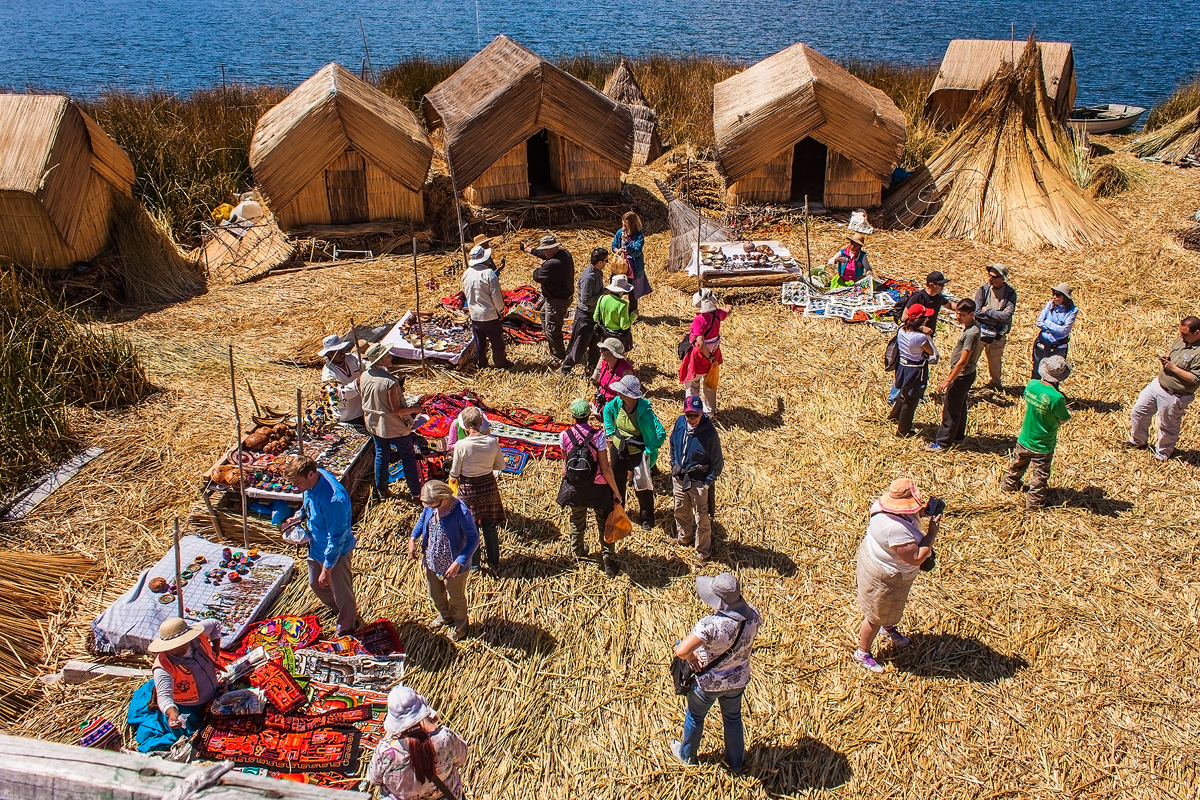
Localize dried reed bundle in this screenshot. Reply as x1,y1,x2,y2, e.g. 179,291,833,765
1089,160,1146,198
884,35,1124,251
1130,105,1200,164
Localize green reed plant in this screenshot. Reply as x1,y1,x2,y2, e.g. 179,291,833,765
1145,74,1200,131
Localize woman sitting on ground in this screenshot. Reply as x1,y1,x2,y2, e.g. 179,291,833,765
368,686,469,800
888,304,937,437
591,337,633,411
827,232,872,289
448,407,505,572
593,275,636,353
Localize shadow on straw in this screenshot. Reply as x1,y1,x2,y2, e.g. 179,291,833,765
1046,486,1134,517
886,633,1028,683
494,553,576,581
715,537,798,577
392,621,458,672
716,400,784,432
943,433,1016,456
621,552,691,588
745,737,852,792
636,314,686,327
504,511,563,545
472,616,558,657
1067,397,1124,413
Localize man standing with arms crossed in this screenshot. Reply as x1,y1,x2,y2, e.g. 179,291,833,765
1127,316,1200,462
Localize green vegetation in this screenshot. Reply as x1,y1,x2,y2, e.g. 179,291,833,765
1145,73,1200,130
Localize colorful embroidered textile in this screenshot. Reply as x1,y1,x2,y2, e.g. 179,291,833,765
235,614,321,657
198,718,360,772
356,618,404,656
501,447,529,475
249,660,306,713
78,716,120,749
307,681,388,749
266,706,375,732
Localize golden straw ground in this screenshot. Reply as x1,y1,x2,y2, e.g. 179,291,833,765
5,160,1200,799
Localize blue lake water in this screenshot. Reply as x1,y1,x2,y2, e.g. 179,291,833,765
1,0,1197,112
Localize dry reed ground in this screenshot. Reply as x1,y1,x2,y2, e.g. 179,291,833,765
6,155,1200,799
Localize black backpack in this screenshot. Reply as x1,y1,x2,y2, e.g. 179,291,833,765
564,427,598,486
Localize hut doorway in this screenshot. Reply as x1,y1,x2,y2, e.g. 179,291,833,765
790,137,827,203
325,150,369,224
526,129,560,197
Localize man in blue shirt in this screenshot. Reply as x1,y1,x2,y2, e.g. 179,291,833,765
284,457,358,636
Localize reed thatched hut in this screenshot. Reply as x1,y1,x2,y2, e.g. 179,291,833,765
885,38,1121,252
423,36,635,206
924,39,1076,128
250,63,433,230
604,59,665,167
711,43,906,209
0,94,135,269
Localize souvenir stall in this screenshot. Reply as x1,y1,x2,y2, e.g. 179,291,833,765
684,240,805,287
781,275,955,329
439,284,572,346
379,310,474,366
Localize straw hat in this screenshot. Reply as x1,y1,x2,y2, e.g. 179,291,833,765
606,275,632,294
877,478,923,514
383,686,435,736
598,338,627,358
1039,355,1071,384
693,289,717,313
364,342,391,368
610,374,643,399
147,617,206,653
471,233,492,248
319,334,352,357
696,573,743,612
468,244,492,267
1051,283,1074,301
846,232,866,247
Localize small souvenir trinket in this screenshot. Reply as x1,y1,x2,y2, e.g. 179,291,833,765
159,594,175,604
148,577,168,593
228,572,241,583
222,548,232,561
193,555,207,565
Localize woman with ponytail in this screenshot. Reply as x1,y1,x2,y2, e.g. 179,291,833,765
368,686,469,800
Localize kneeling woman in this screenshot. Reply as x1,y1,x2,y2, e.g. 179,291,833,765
368,686,469,800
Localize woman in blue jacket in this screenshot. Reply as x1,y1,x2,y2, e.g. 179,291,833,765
613,211,651,314
409,480,480,642
602,374,666,531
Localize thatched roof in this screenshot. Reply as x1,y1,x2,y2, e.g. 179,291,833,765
604,60,664,167
925,39,1076,124
1131,106,1200,165
884,37,1122,252
0,94,135,249
656,179,733,272
250,64,433,212
423,36,635,187
712,43,906,187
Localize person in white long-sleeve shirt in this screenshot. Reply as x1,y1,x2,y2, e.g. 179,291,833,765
462,244,510,369
320,334,363,424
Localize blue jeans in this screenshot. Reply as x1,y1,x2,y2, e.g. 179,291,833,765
1031,340,1068,380
679,684,746,771
373,433,421,496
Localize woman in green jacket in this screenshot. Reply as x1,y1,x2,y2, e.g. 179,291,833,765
602,374,665,531
594,274,636,353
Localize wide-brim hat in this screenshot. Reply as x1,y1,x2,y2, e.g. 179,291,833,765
468,245,492,266
606,275,632,294
598,338,626,358
383,685,435,736
319,334,352,356
1039,355,1071,384
147,617,206,653
471,234,493,248
693,289,718,313
364,342,391,368
987,264,1010,280
537,234,559,250
610,374,643,399
696,573,742,611
846,232,866,247
1051,283,1074,301
877,478,923,514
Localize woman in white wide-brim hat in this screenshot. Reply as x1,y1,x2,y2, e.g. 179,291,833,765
368,686,470,800
320,333,363,425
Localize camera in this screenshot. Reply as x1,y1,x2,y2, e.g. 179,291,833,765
924,496,946,518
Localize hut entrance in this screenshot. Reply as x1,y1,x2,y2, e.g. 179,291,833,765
325,150,369,224
526,129,560,197
790,137,827,203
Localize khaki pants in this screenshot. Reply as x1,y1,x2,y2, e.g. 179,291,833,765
425,567,469,629
307,555,357,636
1130,378,1194,460
672,477,712,558
1003,443,1055,510
984,335,1007,386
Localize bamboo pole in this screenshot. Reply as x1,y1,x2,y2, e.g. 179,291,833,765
228,345,250,550
413,238,426,369
244,379,261,417
446,151,469,269
296,388,304,457
173,517,184,619
804,195,813,286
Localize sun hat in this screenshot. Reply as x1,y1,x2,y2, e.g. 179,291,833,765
319,334,352,357
537,234,559,250
877,478,923,515
696,573,743,611
383,686,435,736
683,396,703,413
471,233,492,248
987,264,1009,280
606,275,633,294
847,210,874,235
610,374,643,399
907,303,936,318
1051,283,1074,301
598,338,626,358
364,342,392,368
468,244,492,266
846,232,866,247
692,288,717,314
1039,355,1071,384
569,398,591,420
147,617,206,653
926,271,948,285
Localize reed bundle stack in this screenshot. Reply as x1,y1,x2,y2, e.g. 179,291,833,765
883,38,1123,252
250,64,433,230
924,39,1076,128
656,179,733,275
422,36,634,206
603,59,665,167
0,94,135,269
711,43,906,209
1130,105,1200,165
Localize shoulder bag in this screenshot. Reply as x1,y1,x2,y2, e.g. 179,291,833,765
670,614,747,695
677,313,718,360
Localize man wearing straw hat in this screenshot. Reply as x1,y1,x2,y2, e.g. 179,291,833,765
147,617,223,734
1002,355,1072,510
520,234,575,362
974,264,1018,390
463,241,510,370
319,334,363,425
1126,316,1200,462
360,343,424,501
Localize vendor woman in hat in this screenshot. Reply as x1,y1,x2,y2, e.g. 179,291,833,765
827,232,872,289
320,334,363,426
148,617,223,732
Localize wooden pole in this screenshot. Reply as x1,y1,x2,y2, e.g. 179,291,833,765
228,345,250,550
413,238,426,368
296,388,304,457
244,379,261,417
173,517,184,619
804,195,813,286
446,152,469,269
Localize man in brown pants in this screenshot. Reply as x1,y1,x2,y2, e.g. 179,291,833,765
1002,356,1072,510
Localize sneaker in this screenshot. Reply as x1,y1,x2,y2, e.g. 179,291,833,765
853,649,884,673
640,520,654,531
557,366,571,377
426,616,449,631
1001,482,1023,494
883,626,911,647
669,740,692,766
450,624,469,642
1121,440,1146,449
926,443,946,452
602,558,619,578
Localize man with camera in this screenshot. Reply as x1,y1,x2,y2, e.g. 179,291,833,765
668,396,724,569
853,478,943,673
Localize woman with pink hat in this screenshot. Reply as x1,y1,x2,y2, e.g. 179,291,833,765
854,478,942,672
367,686,469,799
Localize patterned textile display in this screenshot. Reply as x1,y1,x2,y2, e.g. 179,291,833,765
78,716,120,749
266,705,376,732
416,392,568,459
294,649,407,691
198,717,360,772
501,447,529,475
307,618,404,657
234,614,321,657
208,689,267,717
267,681,391,787
249,660,306,713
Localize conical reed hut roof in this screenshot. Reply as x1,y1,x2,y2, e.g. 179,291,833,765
1131,106,1200,165
656,179,733,273
883,37,1123,252
604,60,664,166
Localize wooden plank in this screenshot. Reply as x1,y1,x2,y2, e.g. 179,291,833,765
58,660,152,685
1,447,103,521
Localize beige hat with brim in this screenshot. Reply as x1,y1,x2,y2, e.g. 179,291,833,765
147,617,206,653
364,342,392,368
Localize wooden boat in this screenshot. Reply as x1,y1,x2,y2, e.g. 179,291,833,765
1067,104,1146,134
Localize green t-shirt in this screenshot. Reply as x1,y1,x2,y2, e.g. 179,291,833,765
1017,379,1071,453
615,405,643,454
